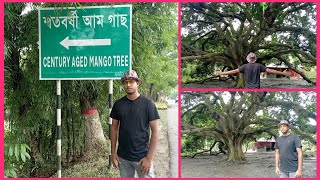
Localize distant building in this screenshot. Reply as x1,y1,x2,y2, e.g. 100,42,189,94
253,139,276,152
261,63,302,79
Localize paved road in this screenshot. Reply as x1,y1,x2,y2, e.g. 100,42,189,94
167,104,178,178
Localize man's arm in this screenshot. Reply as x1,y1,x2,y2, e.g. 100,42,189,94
275,149,280,175
111,119,120,168
296,147,303,177
214,69,240,76
139,120,160,174
147,120,160,160
266,68,290,76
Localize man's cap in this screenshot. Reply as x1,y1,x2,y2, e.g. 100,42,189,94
278,120,290,127
121,70,142,85
246,52,257,63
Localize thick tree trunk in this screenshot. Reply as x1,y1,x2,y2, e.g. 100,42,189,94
83,111,107,157
80,98,107,158
236,74,245,88
227,137,245,162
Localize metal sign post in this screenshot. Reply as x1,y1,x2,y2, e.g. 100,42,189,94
56,80,62,178
108,80,113,168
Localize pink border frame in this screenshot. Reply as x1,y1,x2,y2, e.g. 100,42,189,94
1,0,319,179
0,1,4,179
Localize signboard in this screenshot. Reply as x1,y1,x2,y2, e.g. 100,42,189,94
39,5,132,80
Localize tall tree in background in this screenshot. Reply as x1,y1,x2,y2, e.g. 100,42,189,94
132,3,178,99
4,2,50,171
181,92,315,162
181,3,316,87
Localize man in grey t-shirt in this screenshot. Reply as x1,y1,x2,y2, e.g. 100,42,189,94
274,120,303,178
213,52,290,88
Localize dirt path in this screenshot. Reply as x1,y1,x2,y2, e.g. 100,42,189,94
182,152,316,178
153,105,178,178
152,110,170,177
182,78,315,89
167,105,178,177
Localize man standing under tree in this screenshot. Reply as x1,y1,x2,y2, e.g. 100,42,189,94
110,70,160,178
274,120,303,178
213,52,290,88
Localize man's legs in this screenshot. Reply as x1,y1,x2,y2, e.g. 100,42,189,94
288,172,296,178
133,162,155,178
118,157,135,178
280,171,297,178
280,171,289,178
